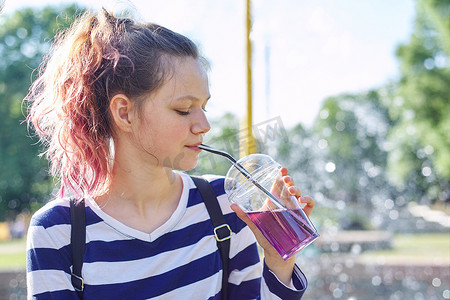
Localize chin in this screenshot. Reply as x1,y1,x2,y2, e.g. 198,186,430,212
181,162,198,171
171,158,198,172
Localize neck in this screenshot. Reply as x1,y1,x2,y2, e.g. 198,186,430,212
94,164,183,233
95,143,183,219
104,165,178,205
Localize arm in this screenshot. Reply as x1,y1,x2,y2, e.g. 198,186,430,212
227,217,307,300
230,167,314,298
26,205,80,300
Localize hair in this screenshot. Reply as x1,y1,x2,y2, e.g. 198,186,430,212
26,8,200,198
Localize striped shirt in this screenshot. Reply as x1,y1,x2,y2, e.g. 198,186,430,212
26,173,307,299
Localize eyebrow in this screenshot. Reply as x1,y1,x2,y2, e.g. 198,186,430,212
173,95,211,103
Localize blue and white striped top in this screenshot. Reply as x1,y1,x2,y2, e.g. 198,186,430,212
26,173,307,299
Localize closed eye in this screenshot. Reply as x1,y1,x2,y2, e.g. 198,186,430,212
175,110,190,116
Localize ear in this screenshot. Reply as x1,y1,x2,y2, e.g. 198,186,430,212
109,94,134,132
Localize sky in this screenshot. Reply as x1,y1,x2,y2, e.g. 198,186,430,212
2,0,417,129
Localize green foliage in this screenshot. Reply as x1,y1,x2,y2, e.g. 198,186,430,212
312,90,393,206
421,0,450,55
386,0,450,203
1,0,448,227
275,122,322,198
392,0,450,180
0,238,27,269
360,233,450,260
0,5,83,220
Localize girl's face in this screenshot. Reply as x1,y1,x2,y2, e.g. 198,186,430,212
132,57,211,171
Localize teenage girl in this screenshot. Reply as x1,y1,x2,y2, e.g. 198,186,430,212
26,8,315,299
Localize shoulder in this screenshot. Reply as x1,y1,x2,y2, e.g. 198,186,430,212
181,173,229,209
183,173,248,230
182,172,225,189
198,174,226,197
29,198,71,228
27,198,72,253
179,172,225,196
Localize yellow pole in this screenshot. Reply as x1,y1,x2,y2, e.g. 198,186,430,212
241,0,256,157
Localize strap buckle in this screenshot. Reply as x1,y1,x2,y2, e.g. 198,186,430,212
214,224,232,242
71,273,84,291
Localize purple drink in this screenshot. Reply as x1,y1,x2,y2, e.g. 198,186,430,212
247,208,319,260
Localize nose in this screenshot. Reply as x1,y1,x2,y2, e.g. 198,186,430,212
192,109,211,135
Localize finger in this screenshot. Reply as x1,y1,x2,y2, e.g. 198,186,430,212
300,196,315,217
287,185,302,198
272,176,284,196
278,177,295,207
279,167,288,176
282,176,303,198
230,203,273,251
230,203,257,231
231,203,289,260
300,196,315,208
283,175,294,187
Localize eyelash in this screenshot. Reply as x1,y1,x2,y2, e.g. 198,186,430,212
175,108,207,116
176,110,190,116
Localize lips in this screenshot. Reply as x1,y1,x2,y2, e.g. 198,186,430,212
186,141,202,147
185,143,202,152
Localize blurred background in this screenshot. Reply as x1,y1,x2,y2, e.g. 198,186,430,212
0,0,449,299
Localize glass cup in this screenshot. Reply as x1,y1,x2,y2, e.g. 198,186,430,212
224,154,319,260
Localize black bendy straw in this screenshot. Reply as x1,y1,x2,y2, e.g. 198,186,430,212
198,144,287,211
198,144,315,235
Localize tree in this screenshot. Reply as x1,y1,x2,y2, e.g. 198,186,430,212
0,5,83,220
310,90,396,229
275,123,324,202
388,0,450,203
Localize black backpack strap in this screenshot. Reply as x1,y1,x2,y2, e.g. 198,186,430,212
191,176,231,300
70,198,86,299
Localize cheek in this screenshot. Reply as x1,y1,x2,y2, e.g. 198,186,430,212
137,117,188,149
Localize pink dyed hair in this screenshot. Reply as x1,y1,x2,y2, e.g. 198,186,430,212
26,9,199,198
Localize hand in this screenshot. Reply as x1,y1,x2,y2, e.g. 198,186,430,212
268,167,315,216
230,167,316,286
